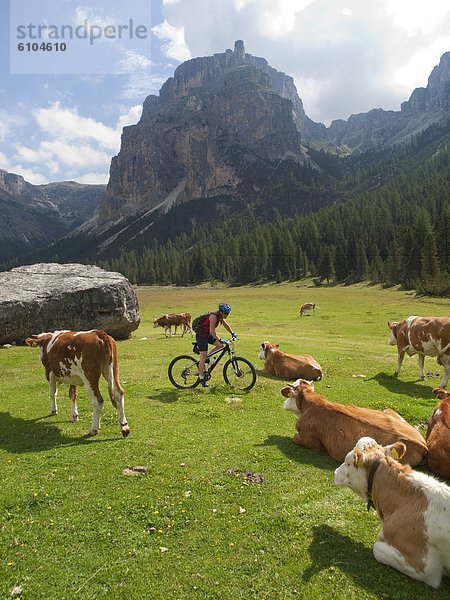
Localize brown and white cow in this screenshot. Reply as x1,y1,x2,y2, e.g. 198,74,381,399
153,313,192,337
259,341,322,380
299,302,316,316
388,316,450,388
25,330,130,437
334,437,450,588
426,387,450,480
281,379,427,465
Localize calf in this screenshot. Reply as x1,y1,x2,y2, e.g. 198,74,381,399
153,312,192,337
334,437,450,588
388,316,450,387
299,302,316,316
25,330,130,437
259,341,322,380
281,379,427,465
426,387,450,480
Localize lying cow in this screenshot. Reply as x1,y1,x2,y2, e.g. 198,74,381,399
153,313,192,337
25,330,130,437
281,379,427,465
388,316,450,388
334,437,450,588
299,302,316,316
426,387,450,480
259,341,322,381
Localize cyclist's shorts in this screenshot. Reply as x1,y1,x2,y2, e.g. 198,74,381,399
196,334,216,351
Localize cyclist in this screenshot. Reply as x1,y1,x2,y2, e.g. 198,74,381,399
196,302,237,387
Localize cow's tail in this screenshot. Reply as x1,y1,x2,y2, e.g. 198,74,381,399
96,330,123,405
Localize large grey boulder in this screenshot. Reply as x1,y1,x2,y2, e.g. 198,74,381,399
0,263,140,344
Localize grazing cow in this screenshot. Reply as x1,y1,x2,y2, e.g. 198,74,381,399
153,313,192,337
334,437,450,588
388,316,450,388
299,302,316,316
281,379,427,465
25,330,130,437
426,387,450,480
259,341,322,381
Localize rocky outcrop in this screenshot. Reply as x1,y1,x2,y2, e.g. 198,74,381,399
0,263,140,344
103,41,311,224
328,52,450,152
0,170,105,262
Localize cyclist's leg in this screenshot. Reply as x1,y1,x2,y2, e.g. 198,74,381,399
196,334,209,379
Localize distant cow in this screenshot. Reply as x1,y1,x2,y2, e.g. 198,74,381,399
25,330,130,437
299,303,316,316
153,313,192,337
281,379,427,465
426,387,450,480
334,437,450,588
388,316,450,387
259,341,322,381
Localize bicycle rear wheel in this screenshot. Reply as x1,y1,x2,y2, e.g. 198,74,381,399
222,356,257,392
168,355,200,389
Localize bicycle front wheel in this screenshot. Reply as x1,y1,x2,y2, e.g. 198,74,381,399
168,355,200,389
223,357,257,392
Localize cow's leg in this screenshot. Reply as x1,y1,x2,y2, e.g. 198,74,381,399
181,324,185,337
438,355,449,388
69,385,79,422
395,350,405,376
293,422,323,452
104,365,130,438
373,541,440,587
83,378,104,436
48,374,58,415
418,354,425,380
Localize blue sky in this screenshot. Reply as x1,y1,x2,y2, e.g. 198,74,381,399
0,0,449,185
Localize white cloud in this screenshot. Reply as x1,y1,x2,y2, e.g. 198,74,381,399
118,50,152,74
152,20,192,62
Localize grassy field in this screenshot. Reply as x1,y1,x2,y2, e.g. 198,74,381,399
1,282,449,599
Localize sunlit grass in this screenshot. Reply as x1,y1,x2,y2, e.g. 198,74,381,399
1,282,448,598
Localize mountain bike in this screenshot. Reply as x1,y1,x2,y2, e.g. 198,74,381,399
168,340,257,392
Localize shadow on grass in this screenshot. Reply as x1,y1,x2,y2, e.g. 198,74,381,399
0,411,118,454
368,372,434,400
302,524,445,595
259,434,337,471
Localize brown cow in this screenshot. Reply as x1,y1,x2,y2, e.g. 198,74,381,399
388,316,450,387
153,313,192,337
281,379,427,465
25,330,130,437
299,302,316,316
426,387,450,480
334,437,450,588
259,341,322,380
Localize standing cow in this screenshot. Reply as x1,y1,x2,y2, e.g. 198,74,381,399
299,303,316,316
25,330,130,437
153,313,192,337
388,316,450,387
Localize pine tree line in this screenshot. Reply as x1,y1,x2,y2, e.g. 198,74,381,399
98,146,450,295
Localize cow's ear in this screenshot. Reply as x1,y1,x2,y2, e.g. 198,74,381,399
384,442,406,460
275,344,279,348
25,337,40,347
353,450,364,468
281,385,294,398
433,387,449,400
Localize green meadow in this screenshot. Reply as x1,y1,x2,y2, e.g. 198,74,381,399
1,282,449,599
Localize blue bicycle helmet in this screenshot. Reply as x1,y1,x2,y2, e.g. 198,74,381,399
218,302,231,315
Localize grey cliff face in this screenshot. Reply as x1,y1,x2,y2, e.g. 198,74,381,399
0,263,140,344
328,51,450,152
104,41,309,223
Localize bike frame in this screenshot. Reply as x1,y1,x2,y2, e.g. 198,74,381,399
203,343,234,375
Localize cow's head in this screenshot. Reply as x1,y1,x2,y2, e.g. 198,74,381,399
281,378,314,415
25,333,53,348
387,321,399,345
334,437,407,498
259,341,278,360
